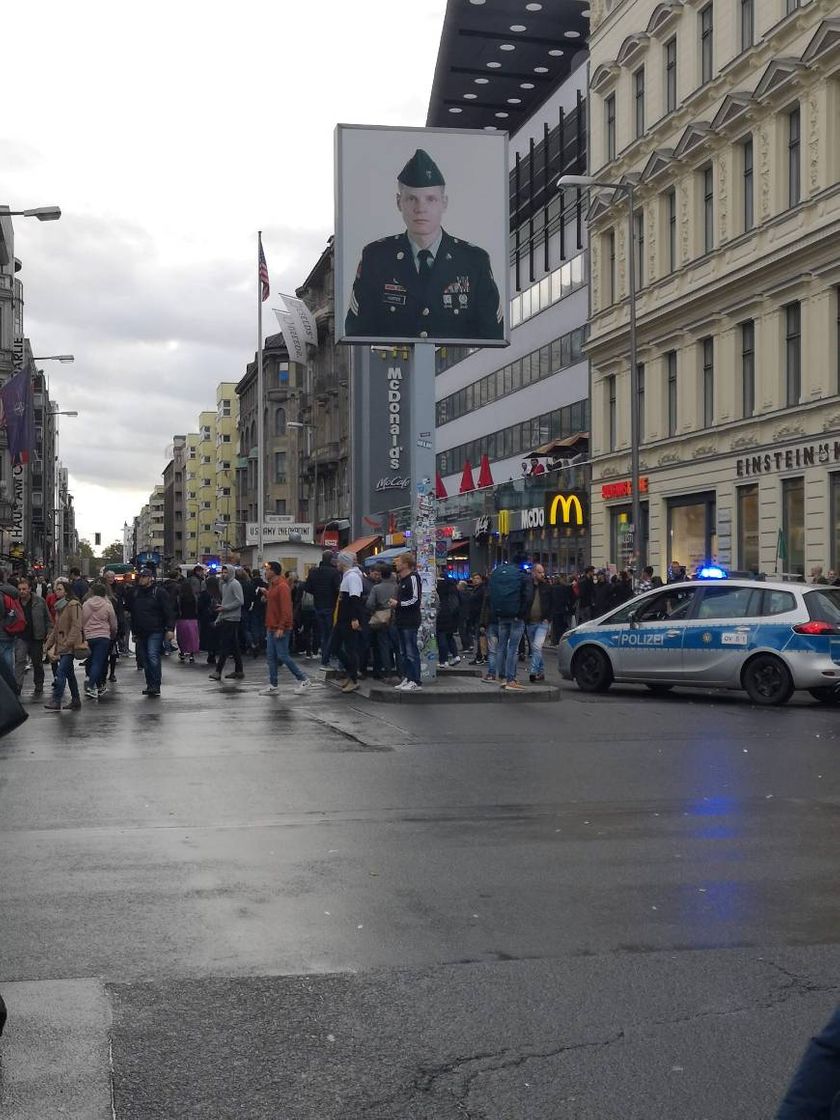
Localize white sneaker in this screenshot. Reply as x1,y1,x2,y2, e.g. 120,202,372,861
294,679,312,694
260,685,278,694
448,656,461,667
394,678,409,690
403,680,421,691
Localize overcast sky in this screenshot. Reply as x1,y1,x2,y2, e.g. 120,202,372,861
0,0,447,548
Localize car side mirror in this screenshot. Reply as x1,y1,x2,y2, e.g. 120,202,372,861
628,608,640,629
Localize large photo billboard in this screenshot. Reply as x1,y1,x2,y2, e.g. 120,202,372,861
335,124,509,347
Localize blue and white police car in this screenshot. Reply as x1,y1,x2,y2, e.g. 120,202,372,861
559,576,840,705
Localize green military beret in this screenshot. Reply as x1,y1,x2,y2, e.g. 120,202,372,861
398,148,445,188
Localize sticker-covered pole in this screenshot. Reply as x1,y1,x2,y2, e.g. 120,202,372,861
410,343,438,683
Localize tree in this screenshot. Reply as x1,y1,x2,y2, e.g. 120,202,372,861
100,541,124,564
78,539,95,561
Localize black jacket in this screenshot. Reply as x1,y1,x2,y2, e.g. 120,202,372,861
528,580,553,622
436,579,460,632
304,561,341,612
130,583,175,635
776,1005,840,1118
395,572,422,629
345,229,504,342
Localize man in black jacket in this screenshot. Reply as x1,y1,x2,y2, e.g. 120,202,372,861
304,551,341,669
130,569,175,698
777,1005,840,1118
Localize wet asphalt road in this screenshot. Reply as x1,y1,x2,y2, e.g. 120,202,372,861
2,655,840,1118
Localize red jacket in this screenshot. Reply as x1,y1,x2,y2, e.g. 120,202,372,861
265,578,293,631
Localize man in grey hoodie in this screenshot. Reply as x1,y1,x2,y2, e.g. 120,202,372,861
366,562,401,680
209,564,245,681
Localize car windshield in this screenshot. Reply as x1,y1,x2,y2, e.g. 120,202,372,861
805,587,840,624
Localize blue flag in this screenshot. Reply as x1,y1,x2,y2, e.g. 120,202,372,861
0,369,35,466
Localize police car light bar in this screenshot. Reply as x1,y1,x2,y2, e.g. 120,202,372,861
697,565,728,580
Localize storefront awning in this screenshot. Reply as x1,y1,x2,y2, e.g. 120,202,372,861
345,535,382,556
533,431,589,456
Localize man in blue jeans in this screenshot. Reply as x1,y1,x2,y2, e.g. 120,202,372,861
486,554,533,692
526,563,552,683
304,551,341,669
129,569,175,698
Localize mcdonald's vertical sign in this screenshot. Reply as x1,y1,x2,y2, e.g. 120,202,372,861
543,491,587,529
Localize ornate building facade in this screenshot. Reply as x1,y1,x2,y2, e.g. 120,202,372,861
587,0,840,578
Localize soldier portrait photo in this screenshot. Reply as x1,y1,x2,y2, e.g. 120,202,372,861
336,126,509,347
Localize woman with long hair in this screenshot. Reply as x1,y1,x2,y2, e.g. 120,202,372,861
43,578,84,711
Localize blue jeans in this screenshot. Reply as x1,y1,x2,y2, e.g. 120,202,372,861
315,608,334,666
397,627,420,684
136,631,164,692
0,639,15,680
497,618,525,683
87,636,110,688
526,621,549,676
53,652,80,703
266,631,306,686
437,631,458,662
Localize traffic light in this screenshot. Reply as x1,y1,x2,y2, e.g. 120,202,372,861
95,533,101,546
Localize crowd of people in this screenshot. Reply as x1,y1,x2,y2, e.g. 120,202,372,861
0,552,666,707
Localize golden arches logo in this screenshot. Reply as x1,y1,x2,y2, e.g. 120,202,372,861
547,493,584,527
498,510,511,536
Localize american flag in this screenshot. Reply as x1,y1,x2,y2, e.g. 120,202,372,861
258,234,270,302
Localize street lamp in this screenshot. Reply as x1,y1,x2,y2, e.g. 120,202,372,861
49,406,78,574
557,173,644,575
32,354,74,363
287,420,317,531
2,206,62,222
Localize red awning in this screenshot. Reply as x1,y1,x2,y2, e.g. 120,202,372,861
435,472,449,499
476,453,494,488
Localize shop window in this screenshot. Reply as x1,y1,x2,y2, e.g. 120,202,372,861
667,492,716,572
781,476,805,578
737,484,759,572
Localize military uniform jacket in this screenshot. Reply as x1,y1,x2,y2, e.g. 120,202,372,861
345,230,504,341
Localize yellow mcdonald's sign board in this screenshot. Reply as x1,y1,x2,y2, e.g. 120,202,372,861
544,491,587,528
498,509,512,536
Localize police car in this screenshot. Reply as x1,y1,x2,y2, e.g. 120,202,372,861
559,577,840,705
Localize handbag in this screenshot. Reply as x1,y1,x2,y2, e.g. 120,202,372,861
369,606,393,630
0,661,27,738
74,639,91,661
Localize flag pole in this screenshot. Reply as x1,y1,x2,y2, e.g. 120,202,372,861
257,232,265,568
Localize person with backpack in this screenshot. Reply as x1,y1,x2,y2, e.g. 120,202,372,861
0,573,25,683
485,554,533,692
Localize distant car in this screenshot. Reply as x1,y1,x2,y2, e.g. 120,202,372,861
559,579,840,706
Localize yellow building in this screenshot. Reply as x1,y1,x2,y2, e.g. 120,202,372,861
586,0,840,578
182,384,238,564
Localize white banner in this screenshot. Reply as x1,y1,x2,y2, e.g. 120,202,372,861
278,294,318,347
273,295,317,366
246,522,313,544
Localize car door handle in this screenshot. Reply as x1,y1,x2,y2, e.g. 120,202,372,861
666,630,681,638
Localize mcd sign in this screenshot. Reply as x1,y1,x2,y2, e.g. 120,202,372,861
544,491,587,528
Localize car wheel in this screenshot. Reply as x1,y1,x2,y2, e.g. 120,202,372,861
808,686,840,705
573,646,612,692
645,683,674,694
742,654,794,706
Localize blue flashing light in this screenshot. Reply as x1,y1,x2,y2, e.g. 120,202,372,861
697,564,728,580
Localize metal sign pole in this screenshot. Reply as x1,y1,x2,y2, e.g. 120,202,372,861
410,343,438,683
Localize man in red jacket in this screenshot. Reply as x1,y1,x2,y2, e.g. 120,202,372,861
260,562,312,695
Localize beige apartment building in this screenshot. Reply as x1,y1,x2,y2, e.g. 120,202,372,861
587,0,840,578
